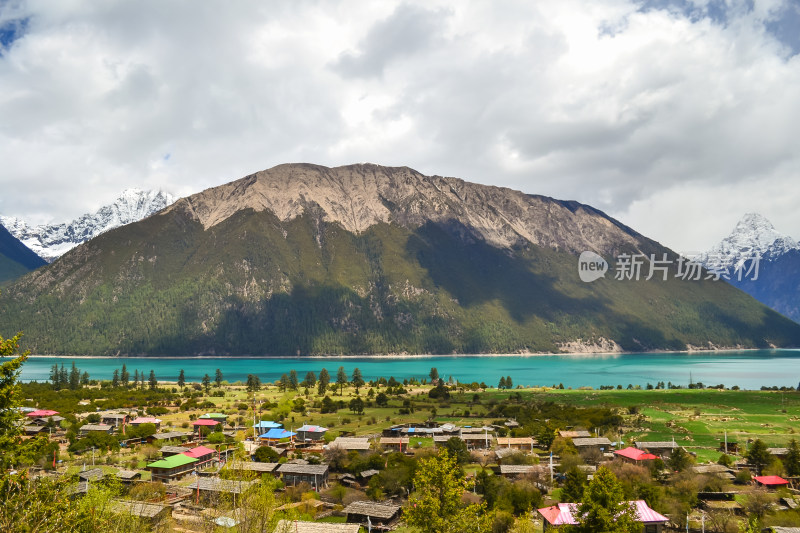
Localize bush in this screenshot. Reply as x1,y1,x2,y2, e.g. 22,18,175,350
253,446,280,463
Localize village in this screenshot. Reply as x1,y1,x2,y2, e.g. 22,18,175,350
9,366,800,533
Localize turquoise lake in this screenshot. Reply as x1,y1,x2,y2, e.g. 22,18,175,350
11,349,800,389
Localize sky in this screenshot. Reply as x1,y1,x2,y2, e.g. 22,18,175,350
1,0,799,253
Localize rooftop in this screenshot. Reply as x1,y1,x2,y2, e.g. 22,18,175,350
329,437,371,450
277,463,329,475
274,520,359,533
147,454,198,469
538,501,668,526
343,500,402,519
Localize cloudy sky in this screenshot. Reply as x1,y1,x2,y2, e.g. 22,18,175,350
1,0,799,252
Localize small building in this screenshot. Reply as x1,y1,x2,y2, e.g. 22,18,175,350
200,413,227,422
276,463,329,489
193,418,222,434
329,437,371,454
380,437,409,452
23,425,46,436
148,431,192,444
538,501,669,532
572,437,613,454
720,440,739,454
754,475,790,490
274,520,359,533
115,469,142,484
147,454,198,482
190,477,255,499
496,437,536,451
498,465,545,479
32,415,65,426
614,447,658,464
100,413,130,427
129,417,162,430
183,445,217,468
79,424,115,435
253,421,283,432
78,468,105,482
26,409,59,419
343,500,402,528
635,441,679,459
259,428,296,444
227,462,280,477
160,445,191,457
461,433,495,450
560,430,591,439
769,448,789,461
690,464,735,480
111,500,170,524
296,425,328,442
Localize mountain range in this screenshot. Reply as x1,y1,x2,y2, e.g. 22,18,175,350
698,213,800,323
0,163,797,356
0,189,175,263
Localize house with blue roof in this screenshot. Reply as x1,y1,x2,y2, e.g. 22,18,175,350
259,428,296,443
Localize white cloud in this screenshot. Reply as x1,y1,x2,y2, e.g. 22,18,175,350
0,0,798,250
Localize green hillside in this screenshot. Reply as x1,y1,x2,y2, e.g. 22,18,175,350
0,205,798,356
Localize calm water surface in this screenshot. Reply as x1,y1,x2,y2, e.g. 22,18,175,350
12,349,800,390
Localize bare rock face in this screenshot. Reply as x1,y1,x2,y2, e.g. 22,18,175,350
170,163,641,255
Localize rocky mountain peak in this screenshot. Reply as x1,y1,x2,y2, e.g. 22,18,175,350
169,163,642,255
701,213,799,269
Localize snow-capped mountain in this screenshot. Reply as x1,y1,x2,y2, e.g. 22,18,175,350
0,189,176,262
698,213,799,270
698,213,800,324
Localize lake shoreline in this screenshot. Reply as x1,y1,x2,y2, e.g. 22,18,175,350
23,347,796,360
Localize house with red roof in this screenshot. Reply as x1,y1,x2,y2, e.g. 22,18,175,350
538,501,669,533
754,475,790,489
614,446,658,464
182,446,217,468
193,418,221,435
26,409,59,418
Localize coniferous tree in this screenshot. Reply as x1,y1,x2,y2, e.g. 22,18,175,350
747,439,773,475
785,439,800,477
429,367,439,383
289,369,299,390
133,369,140,389
121,364,129,388
246,374,261,391
279,373,289,392
214,368,223,387
318,368,330,395
80,371,89,386
68,361,80,390
177,369,185,388
506,376,513,389
499,377,507,389
112,369,120,388
303,371,316,388
49,364,60,389
351,368,365,394
566,466,639,533
148,370,157,390
202,373,211,393
336,366,348,396
58,364,67,388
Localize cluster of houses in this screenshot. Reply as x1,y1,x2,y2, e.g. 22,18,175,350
23,405,800,532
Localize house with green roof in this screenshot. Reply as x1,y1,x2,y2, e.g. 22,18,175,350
199,413,227,422
147,453,198,482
